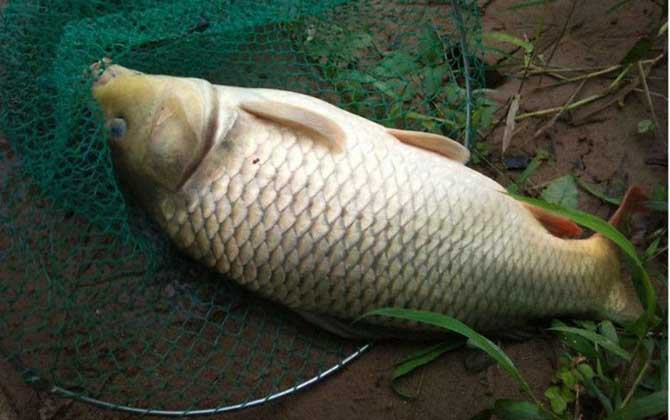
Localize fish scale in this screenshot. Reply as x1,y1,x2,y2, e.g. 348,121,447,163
92,65,643,335
160,114,584,331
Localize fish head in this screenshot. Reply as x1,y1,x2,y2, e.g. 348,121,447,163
92,63,211,197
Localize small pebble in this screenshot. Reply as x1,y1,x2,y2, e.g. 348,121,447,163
503,155,531,170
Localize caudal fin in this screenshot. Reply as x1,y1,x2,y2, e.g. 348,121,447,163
607,186,648,227
597,186,647,323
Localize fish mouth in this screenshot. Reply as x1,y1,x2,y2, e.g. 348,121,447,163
89,59,141,88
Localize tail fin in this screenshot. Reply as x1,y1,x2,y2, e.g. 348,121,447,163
595,186,647,323
607,186,647,227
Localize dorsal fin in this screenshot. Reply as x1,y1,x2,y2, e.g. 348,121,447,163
523,204,583,238
240,100,346,152
387,128,470,164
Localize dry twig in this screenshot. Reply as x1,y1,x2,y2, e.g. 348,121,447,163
637,60,660,128
532,79,586,139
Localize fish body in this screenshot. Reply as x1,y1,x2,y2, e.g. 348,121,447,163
92,64,643,335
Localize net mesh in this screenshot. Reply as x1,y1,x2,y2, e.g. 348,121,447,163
0,0,490,414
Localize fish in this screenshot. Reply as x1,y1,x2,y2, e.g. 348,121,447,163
91,62,644,338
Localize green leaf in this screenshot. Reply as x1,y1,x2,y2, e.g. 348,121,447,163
483,32,533,53
605,390,668,420
421,65,449,98
508,0,558,9
643,237,661,263
390,340,463,399
660,337,668,391
388,101,404,120
417,29,443,65
548,326,631,361
599,320,619,344
576,363,594,381
405,111,453,126
339,70,398,99
541,175,578,209
507,149,549,194
348,32,374,50
471,97,497,132
544,386,568,414
575,320,598,331
563,335,597,357
493,399,551,420
583,376,614,415
360,308,533,394
517,150,548,185
554,320,598,357
648,186,668,212
620,37,652,66
575,178,621,206
372,51,419,78
637,119,655,133
507,192,657,320
392,340,463,381
558,370,577,388
560,384,575,402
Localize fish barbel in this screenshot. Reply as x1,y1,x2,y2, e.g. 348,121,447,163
92,63,643,337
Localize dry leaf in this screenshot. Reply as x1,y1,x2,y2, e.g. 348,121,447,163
502,94,520,154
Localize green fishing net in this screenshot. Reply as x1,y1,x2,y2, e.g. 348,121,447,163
0,0,489,414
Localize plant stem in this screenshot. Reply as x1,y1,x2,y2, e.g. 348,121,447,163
529,64,615,72
525,52,664,124
515,93,604,121
621,355,652,408
649,246,669,261
533,79,586,139
637,60,660,128
610,64,633,89
633,88,668,100
544,64,623,88
544,0,577,67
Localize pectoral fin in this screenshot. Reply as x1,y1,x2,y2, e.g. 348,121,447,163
240,100,346,152
296,310,386,340
296,310,449,340
387,128,470,164
524,203,583,238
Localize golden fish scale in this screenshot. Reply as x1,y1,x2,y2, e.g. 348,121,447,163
156,112,615,331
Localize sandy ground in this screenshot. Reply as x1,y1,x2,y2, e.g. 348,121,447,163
0,0,667,419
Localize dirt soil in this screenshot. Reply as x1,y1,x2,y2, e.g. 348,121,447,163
0,1,667,419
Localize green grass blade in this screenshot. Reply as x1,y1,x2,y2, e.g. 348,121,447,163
582,377,614,415
493,399,551,420
606,0,633,14
647,199,667,212
508,151,548,194
508,0,558,10
361,308,533,394
661,337,668,391
483,32,533,53
392,340,463,381
604,390,668,420
548,326,631,361
507,193,657,319
575,178,622,206
390,340,464,399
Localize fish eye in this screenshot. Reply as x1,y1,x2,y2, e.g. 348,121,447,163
108,117,127,139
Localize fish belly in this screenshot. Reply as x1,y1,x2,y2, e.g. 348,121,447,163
156,114,609,331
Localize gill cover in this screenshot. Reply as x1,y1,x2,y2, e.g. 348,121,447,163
146,96,201,190
93,64,230,193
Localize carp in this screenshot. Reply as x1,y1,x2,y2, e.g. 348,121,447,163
92,63,643,338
